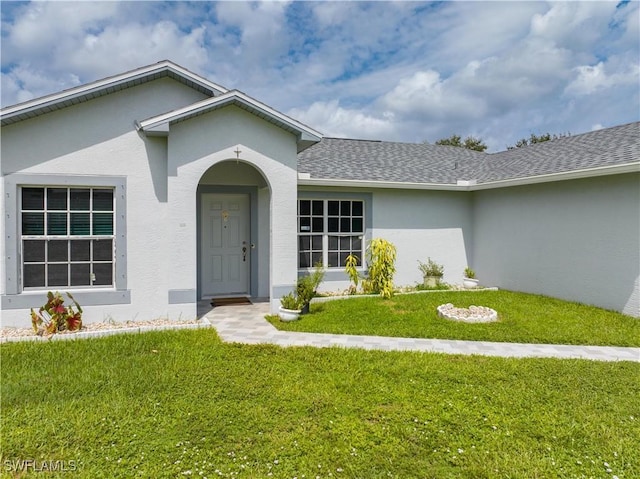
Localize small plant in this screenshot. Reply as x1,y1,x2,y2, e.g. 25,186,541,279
464,267,476,279
280,292,303,311
418,258,444,277
31,291,83,336
296,262,326,311
344,254,361,294
365,238,397,299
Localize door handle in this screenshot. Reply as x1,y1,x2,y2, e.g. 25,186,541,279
242,246,247,262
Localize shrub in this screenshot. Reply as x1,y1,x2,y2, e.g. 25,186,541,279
418,258,444,277
31,291,83,336
364,238,397,299
296,262,326,310
280,292,303,311
344,254,360,294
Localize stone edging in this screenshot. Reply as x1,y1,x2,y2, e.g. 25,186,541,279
0,319,213,344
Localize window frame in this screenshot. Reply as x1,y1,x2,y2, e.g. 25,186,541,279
297,192,372,273
20,186,116,290
2,174,129,309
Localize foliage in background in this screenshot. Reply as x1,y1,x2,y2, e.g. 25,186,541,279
507,132,570,149
30,291,83,336
434,134,488,152
362,238,397,299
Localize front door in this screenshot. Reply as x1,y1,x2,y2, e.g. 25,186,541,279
201,193,250,297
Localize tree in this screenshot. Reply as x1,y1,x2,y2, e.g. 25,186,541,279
507,132,570,149
435,134,488,152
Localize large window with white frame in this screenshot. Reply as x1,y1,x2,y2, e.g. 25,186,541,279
20,186,115,289
298,199,364,268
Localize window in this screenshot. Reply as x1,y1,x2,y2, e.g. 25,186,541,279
298,199,364,268
20,187,115,289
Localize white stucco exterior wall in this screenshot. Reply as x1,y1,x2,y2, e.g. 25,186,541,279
371,189,474,288
472,173,640,317
166,106,300,315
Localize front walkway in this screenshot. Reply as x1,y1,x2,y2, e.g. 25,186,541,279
204,302,640,362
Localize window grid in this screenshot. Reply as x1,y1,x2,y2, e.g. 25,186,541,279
298,199,364,269
20,187,115,290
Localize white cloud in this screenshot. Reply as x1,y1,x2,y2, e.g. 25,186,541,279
565,61,640,96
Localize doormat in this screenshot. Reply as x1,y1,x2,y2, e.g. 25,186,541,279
210,297,252,307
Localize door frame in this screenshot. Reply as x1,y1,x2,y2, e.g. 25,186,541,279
196,185,260,300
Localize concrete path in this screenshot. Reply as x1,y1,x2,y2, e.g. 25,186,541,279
204,302,640,362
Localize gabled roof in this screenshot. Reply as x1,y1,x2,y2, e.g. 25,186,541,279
0,60,227,126
137,90,323,153
298,122,640,190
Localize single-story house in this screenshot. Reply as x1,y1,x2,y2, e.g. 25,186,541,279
1,60,638,327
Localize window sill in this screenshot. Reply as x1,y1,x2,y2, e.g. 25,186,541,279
2,290,131,310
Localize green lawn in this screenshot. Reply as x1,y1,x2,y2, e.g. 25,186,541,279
1,330,639,478
269,291,640,347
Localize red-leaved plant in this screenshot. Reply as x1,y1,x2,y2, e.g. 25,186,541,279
31,291,83,336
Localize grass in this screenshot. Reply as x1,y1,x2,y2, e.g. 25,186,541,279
269,290,640,347
1,329,639,478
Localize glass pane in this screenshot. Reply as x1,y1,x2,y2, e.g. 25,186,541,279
311,252,322,265
93,263,113,286
70,263,91,286
48,264,68,287
352,201,363,216
93,239,113,261
48,240,68,262
340,218,351,233
328,236,338,250
22,213,44,235
311,235,322,250
23,240,45,262
298,236,310,250
353,237,362,251
47,213,68,235
22,188,44,210
92,213,113,235
328,252,338,267
339,252,350,266
328,201,339,216
298,200,310,216
299,252,310,268
93,189,113,211
340,201,351,216
340,236,350,249
47,188,67,210
24,264,45,287
311,217,323,232
328,217,339,232
70,240,91,261
70,189,90,211
299,217,311,232
352,218,363,233
312,200,323,216
70,213,90,235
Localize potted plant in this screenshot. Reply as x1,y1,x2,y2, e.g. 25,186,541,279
296,262,325,314
418,258,444,288
279,292,303,321
463,267,479,289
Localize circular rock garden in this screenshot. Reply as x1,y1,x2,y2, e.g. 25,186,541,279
437,303,498,323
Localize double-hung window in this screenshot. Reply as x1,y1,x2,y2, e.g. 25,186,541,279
298,199,364,268
20,186,115,289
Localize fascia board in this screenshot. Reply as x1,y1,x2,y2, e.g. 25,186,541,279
0,61,226,121
297,163,639,191
139,90,323,142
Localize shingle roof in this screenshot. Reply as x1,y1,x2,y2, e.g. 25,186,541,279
298,122,640,186
298,138,486,184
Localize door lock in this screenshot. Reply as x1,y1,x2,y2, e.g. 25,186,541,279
242,246,247,262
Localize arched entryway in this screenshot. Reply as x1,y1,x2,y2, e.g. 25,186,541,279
196,160,271,301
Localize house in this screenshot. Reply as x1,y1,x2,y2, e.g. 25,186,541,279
1,60,638,327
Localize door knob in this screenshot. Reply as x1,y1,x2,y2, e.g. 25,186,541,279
242,246,247,262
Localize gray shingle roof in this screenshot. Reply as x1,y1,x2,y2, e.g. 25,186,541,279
298,121,639,186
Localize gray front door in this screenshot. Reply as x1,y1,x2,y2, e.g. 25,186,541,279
201,193,250,297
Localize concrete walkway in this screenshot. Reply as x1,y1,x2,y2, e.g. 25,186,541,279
204,302,640,362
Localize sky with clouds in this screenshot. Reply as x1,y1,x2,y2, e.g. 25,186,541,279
1,1,638,151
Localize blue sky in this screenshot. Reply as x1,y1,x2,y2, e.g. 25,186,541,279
1,1,638,151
